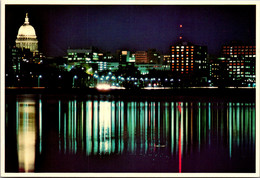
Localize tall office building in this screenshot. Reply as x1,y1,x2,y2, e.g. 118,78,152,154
16,13,38,52
170,41,208,81
221,42,256,86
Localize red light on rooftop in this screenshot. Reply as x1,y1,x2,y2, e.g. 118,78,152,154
179,36,182,39
180,24,183,28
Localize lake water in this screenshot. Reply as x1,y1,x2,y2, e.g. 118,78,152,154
5,94,256,173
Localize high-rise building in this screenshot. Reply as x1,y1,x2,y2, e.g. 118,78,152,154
221,42,256,86
16,13,38,52
147,49,160,64
209,57,228,86
135,51,148,64
170,41,208,82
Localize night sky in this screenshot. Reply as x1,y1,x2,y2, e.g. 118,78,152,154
5,5,256,57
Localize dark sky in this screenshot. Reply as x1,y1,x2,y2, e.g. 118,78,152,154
5,5,256,57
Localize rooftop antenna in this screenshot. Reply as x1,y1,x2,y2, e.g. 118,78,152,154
179,24,183,40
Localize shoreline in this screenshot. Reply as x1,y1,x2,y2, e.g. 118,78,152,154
5,87,256,102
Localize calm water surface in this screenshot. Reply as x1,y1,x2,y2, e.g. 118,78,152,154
5,94,255,173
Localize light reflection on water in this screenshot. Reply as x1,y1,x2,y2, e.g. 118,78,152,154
16,100,36,172
6,96,256,172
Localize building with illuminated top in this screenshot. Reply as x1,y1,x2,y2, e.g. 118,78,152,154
221,42,256,87
15,13,38,53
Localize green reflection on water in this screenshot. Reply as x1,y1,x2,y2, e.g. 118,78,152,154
229,102,232,159
39,99,42,154
58,100,61,151
12,97,255,162
7,95,257,174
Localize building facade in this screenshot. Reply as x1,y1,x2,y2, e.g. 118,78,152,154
135,51,148,64
221,43,256,86
170,41,208,84
16,13,38,52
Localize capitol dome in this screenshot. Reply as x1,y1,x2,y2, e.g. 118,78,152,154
16,13,38,52
17,24,37,38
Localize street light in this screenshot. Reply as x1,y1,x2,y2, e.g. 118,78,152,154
38,75,42,87
73,75,77,88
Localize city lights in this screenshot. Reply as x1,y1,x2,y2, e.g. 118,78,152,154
4,5,256,174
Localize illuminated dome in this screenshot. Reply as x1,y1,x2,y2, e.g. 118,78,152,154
16,13,38,52
17,24,36,37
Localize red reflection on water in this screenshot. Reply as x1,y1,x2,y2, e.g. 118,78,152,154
178,102,182,173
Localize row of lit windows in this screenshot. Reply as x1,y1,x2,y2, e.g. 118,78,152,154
228,60,244,62
227,58,255,61
229,66,245,68
212,75,220,78
171,52,194,55
172,63,194,66
229,63,244,66
173,60,194,63
172,54,194,57
171,46,194,49
172,66,194,69
223,49,255,52
172,58,194,61
172,68,194,71
223,46,255,49
229,69,244,72
229,71,252,75
223,52,256,55
172,49,194,52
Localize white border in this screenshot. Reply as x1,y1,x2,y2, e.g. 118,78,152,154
1,0,259,177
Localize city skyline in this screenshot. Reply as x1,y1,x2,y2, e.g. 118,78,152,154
5,5,256,57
